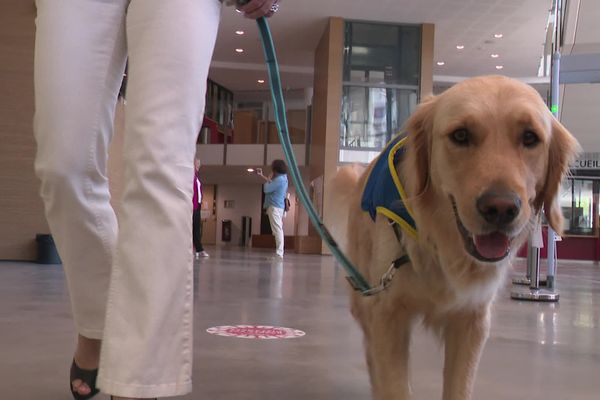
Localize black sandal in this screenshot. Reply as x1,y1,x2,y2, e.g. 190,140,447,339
70,359,99,400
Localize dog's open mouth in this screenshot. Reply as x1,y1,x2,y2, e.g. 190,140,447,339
451,199,511,263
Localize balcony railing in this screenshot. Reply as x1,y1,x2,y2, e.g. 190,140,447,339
197,109,309,167
196,143,307,167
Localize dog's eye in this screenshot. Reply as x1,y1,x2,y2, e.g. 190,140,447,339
450,129,470,146
522,131,540,148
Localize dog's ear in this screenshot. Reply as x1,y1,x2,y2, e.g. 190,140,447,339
404,95,437,195
535,117,580,234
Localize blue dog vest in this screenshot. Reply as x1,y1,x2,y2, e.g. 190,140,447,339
360,135,417,238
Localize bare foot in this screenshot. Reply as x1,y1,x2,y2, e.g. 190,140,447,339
71,334,101,396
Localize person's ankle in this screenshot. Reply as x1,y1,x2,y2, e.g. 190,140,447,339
74,334,101,369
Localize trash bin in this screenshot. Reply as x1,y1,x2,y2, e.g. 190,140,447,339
241,216,252,247
35,234,62,264
221,219,232,242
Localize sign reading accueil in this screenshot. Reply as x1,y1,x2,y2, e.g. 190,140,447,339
573,153,600,170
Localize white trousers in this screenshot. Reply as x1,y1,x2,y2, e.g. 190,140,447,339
266,206,284,257
33,0,220,397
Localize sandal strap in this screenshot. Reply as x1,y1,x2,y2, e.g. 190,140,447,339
110,398,158,400
70,359,99,400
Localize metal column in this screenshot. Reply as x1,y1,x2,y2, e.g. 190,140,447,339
511,0,565,301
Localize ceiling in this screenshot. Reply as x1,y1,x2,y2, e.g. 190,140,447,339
209,0,554,94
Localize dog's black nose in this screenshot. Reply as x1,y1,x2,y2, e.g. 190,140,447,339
476,191,521,227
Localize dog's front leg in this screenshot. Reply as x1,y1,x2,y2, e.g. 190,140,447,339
441,307,490,400
367,304,413,400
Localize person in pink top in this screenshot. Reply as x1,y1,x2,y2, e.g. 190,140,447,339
193,159,209,259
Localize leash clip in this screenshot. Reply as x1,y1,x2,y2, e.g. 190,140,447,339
358,254,410,296
360,261,399,296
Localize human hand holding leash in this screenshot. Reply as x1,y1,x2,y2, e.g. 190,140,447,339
237,0,280,19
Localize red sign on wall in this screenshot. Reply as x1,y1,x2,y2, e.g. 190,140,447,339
206,325,306,339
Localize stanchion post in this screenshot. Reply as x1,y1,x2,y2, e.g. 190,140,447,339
530,245,541,290
546,226,557,289
513,241,534,286
511,217,559,302
546,51,562,290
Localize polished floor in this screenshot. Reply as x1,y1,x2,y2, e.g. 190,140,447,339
1,247,599,399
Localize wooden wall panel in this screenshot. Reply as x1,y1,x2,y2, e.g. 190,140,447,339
420,24,435,99
320,18,344,254
310,17,344,250
0,1,48,260
0,2,129,260
233,110,257,144
310,21,330,182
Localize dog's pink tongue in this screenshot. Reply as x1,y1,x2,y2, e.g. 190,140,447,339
474,232,510,259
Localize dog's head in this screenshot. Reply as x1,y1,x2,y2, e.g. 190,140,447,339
404,75,580,264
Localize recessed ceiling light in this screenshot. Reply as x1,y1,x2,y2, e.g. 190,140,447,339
494,33,503,38
456,45,465,50
235,48,244,53
491,53,500,58
495,65,504,70
235,30,245,35
436,61,445,66
257,79,265,84
247,168,255,173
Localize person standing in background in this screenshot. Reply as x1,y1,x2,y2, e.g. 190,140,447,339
257,159,288,258
193,159,209,259
33,1,279,399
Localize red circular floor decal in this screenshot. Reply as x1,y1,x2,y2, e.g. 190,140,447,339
206,325,305,339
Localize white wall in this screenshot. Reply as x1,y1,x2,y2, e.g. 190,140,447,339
216,184,262,246
266,144,306,166
560,84,600,152
226,144,264,165
196,144,224,165
559,0,600,152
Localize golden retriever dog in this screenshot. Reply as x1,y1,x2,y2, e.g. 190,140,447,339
330,75,579,400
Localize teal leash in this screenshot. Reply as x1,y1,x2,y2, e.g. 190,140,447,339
232,6,406,295
254,17,375,294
